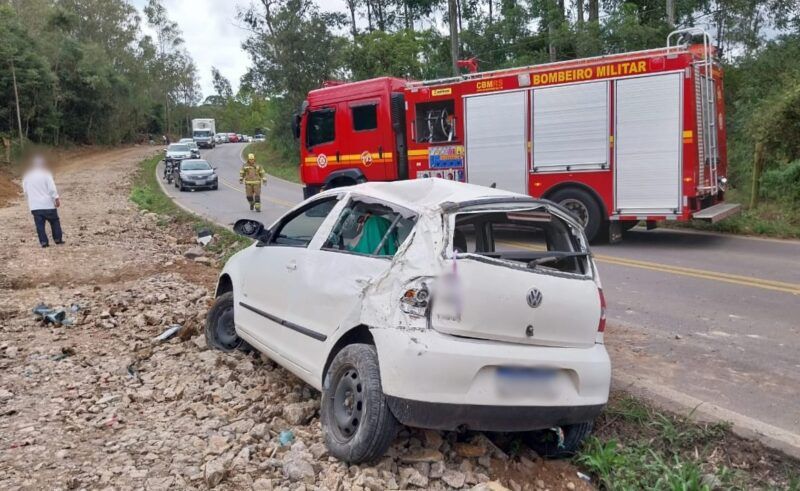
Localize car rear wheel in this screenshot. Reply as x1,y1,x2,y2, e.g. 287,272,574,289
523,421,594,458
205,292,245,352
549,188,604,243
322,344,398,463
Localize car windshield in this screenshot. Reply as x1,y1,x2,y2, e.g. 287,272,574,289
181,161,211,171
450,205,589,275
168,144,189,152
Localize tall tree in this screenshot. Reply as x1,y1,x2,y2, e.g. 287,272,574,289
448,0,460,75
144,0,185,136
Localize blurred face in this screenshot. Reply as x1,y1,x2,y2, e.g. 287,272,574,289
29,154,47,170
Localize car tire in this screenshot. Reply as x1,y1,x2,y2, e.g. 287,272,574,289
179,181,186,192
549,188,604,243
205,292,246,352
212,184,218,190
523,421,594,458
322,344,399,463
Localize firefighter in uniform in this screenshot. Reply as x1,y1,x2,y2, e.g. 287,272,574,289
239,154,266,212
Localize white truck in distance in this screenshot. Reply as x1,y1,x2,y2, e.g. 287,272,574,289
192,119,216,149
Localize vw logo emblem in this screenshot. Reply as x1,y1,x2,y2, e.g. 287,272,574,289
526,288,543,308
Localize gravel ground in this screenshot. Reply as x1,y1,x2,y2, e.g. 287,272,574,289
0,147,588,490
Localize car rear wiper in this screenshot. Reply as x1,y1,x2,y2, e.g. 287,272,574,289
527,252,589,268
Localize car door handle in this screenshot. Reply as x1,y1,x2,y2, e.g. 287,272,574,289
286,260,297,271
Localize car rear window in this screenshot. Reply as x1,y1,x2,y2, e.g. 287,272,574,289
181,161,210,170
451,207,589,275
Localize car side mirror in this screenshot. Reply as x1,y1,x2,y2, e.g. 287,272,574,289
233,219,265,240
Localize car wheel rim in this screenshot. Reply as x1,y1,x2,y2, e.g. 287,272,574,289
216,308,239,350
559,198,589,226
331,366,364,441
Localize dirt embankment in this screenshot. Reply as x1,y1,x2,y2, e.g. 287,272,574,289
0,168,20,208
0,146,588,489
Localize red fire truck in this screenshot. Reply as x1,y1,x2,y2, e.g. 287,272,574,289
293,28,740,242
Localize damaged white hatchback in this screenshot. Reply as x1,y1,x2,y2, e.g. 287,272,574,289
207,178,610,463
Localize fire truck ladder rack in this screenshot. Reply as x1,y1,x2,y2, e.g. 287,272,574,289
406,44,693,89
669,27,719,195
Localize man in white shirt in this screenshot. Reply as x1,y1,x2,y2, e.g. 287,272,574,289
21,155,64,248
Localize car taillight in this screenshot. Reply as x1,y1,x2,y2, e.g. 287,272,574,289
400,284,430,317
597,288,607,332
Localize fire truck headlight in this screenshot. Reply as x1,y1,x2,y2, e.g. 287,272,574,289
718,176,728,192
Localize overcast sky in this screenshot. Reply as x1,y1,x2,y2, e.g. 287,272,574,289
130,0,349,99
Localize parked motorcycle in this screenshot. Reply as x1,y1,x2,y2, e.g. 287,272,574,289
164,160,175,184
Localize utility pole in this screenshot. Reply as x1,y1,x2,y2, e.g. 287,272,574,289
10,59,24,149
666,0,675,27
449,0,459,76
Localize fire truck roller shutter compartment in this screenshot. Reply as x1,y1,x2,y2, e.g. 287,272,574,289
464,91,527,195
532,81,609,171
614,73,683,215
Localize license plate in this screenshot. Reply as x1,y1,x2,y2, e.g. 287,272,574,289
496,367,558,398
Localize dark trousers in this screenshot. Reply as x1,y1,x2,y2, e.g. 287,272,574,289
32,209,63,246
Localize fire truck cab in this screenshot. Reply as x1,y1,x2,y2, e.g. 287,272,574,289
296,28,740,242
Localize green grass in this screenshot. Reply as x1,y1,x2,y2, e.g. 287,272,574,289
243,141,300,183
130,154,251,261
575,393,798,490
681,188,800,239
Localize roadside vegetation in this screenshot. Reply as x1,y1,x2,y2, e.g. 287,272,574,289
243,141,300,184
576,392,800,490
130,154,250,261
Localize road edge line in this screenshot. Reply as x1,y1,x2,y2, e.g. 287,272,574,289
614,372,800,460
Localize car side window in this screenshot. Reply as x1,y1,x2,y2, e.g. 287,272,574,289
323,199,416,257
271,198,338,247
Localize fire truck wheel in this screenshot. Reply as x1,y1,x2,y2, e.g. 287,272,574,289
549,188,603,242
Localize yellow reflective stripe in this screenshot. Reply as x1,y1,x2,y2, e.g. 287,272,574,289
408,149,429,156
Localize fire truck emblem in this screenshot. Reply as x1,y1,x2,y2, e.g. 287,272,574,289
360,151,373,167
316,154,328,168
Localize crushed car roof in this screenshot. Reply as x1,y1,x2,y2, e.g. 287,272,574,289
324,178,537,212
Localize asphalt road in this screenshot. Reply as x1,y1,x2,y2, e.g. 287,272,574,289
159,143,800,448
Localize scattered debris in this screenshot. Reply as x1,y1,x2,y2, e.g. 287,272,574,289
278,430,295,446
183,246,205,259
32,303,74,326
50,346,76,361
153,324,181,343
196,229,213,247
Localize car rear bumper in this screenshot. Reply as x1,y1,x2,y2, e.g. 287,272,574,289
371,328,610,431
386,397,605,432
